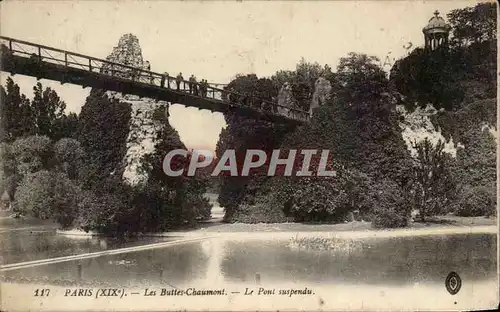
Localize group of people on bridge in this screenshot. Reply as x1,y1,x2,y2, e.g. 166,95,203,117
175,73,210,98
155,71,211,99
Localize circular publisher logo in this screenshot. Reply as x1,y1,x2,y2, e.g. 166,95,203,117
445,272,462,295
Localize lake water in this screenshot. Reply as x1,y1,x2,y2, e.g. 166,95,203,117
0,231,497,310
0,229,177,265
1,233,496,287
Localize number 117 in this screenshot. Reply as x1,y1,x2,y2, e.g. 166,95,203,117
34,289,50,296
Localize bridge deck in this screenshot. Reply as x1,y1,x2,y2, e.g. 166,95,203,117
0,36,309,124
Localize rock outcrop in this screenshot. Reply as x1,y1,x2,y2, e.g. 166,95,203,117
397,104,463,157
104,34,170,186
277,82,296,117
309,77,332,117
101,34,146,78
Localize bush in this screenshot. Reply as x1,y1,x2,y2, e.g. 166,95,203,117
228,197,288,224
14,170,79,228
14,171,53,218
370,179,411,229
11,135,53,176
76,190,123,234
287,179,349,223
454,186,496,217
51,173,80,228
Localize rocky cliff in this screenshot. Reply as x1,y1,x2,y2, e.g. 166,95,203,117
397,102,497,159
397,104,463,157
103,34,170,186
276,82,296,117
309,77,332,117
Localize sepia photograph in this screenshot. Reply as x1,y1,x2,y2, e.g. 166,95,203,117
0,0,498,311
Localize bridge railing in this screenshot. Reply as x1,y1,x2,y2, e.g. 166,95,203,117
0,36,309,122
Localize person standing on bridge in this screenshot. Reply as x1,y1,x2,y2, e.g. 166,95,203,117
144,61,153,84
199,79,205,97
176,72,183,91
189,75,198,95
161,72,169,88
202,79,209,98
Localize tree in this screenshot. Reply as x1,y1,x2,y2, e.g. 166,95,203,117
451,128,496,213
292,59,328,110
390,48,464,111
278,164,349,223
334,53,389,104
0,142,18,199
447,3,497,48
53,138,85,180
54,112,79,140
0,77,35,142
333,53,413,187
138,104,211,229
217,74,293,221
31,83,68,140
412,138,456,221
13,170,53,219
78,89,132,189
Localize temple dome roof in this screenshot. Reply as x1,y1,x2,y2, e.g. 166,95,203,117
423,10,451,34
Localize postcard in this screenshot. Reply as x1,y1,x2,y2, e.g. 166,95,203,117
0,0,498,311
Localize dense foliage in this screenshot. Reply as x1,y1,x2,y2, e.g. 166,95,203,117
0,78,79,143
389,2,496,219
216,3,496,227
0,81,211,235
77,89,132,189
454,186,496,217
411,139,456,220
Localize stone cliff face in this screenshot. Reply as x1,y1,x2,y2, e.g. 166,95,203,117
277,82,296,117
397,104,463,157
102,34,146,74
396,103,497,158
310,77,332,117
104,34,170,186
277,77,332,119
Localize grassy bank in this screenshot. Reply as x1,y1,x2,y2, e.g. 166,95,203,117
52,214,497,238
189,215,496,233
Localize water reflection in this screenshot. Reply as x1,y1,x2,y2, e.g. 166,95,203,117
221,234,496,285
0,230,177,264
2,241,209,287
1,233,496,288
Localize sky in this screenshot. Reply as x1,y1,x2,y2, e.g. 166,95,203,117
0,0,479,150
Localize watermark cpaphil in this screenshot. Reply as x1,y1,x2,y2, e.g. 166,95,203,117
162,149,337,177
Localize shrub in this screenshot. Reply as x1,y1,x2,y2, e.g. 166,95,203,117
228,197,288,224
51,172,80,228
454,186,496,217
14,171,53,218
10,135,53,176
76,182,134,235
14,170,79,228
287,179,349,223
370,179,411,229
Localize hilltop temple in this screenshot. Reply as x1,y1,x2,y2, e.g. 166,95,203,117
422,10,451,51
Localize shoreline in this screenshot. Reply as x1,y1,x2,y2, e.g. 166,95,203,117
56,218,498,239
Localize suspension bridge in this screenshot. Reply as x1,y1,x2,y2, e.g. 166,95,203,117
0,36,309,124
